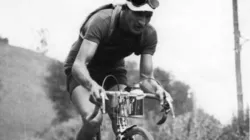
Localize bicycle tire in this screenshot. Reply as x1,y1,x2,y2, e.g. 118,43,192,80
123,126,154,140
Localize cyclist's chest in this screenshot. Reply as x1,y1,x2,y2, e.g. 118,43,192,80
98,30,141,57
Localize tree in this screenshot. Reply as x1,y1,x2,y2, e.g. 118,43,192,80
0,36,9,45
215,106,249,140
44,60,77,124
36,28,49,55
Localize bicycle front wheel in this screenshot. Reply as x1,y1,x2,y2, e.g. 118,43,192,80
123,126,154,140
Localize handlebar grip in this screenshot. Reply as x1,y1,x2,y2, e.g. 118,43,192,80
89,94,96,104
89,94,106,114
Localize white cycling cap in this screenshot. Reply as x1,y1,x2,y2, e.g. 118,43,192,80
126,1,154,12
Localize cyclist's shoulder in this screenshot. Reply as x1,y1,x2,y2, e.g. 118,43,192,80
139,24,157,44
83,9,113,32
91,9,113,22
143,24,157,36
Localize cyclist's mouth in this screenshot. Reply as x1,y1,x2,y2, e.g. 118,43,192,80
134,25,144,32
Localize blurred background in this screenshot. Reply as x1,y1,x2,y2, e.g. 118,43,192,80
0,0,249,139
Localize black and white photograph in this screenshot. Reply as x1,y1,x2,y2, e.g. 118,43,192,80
0,0,249,139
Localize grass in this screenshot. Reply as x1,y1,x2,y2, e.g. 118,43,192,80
0,42,56,140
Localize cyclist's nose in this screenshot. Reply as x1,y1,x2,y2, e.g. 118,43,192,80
138,17,147,27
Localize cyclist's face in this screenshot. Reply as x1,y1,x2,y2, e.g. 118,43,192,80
126,10,153,34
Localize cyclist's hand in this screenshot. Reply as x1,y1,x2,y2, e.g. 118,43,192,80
155,87,173,105
90,81,107,105
156,87,175,118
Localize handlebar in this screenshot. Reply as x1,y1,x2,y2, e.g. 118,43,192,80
100,91,160,114
89,89,175,125
105,91,160,100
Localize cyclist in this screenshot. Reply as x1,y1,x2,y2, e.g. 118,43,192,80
64,0,173,139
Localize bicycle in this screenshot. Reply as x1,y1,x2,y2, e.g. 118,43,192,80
90,82,175,140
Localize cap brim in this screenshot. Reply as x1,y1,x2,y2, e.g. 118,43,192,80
126,1,154,12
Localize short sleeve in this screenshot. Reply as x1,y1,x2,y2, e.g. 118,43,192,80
80,13,109,44
140,25,158,55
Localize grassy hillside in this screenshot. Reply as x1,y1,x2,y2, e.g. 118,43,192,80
1,40,247,140
0,42,56,140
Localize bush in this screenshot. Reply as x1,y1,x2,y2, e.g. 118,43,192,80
0,36,9,45
148,109,222,140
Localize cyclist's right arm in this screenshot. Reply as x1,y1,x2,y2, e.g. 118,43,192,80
71,11,110,101
72,39,96,89
72,39,105,100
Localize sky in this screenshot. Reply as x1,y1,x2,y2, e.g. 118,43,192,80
0,0,249,124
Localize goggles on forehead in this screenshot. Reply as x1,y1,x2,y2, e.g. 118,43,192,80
128,0,159,9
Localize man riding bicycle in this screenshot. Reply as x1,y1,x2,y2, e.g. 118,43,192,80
64,0,173,139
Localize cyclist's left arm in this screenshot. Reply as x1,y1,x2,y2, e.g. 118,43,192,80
139,54,161,93
139,54,173,105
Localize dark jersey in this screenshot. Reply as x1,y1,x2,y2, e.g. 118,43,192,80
64,8,157,75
